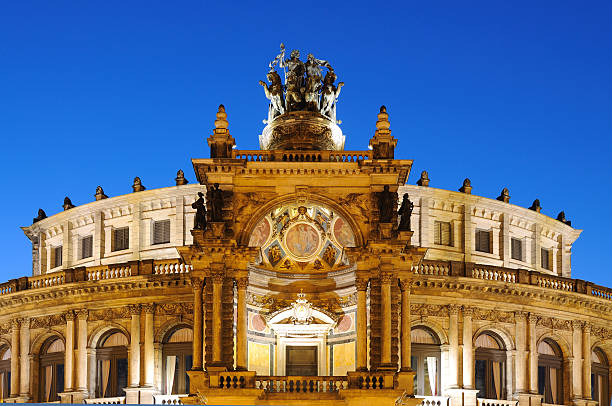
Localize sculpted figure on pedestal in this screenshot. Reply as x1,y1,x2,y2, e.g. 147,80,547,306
320,70,344,120
192,192,207,230
33,208,47,224
283,50,305,111
259,71,285,121
208,183,225,222
397,193,413,231
377,185,396,223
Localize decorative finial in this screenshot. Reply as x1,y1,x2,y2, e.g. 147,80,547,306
375,105,391,131
497,188,510,203
557,211,572,226
175,169,188,186
214,104,229,131
95,186,108,201
417,171,430,187
33,208,47,224
459,178,472,194
132,177,146,192
529,199,542,213
63,196,75,211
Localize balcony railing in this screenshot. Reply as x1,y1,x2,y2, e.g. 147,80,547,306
153,394,186,405
416,396,450,406
232,149,372,163
255,376,348,393
84,397,125,404
477,399,518,406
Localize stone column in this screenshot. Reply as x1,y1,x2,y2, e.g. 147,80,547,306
19,318,30,398
235,277,248,371
572,320,583,400
64,311,75,391
400,279,412,371
191,278,204,370
514,311,528,394
10,319,20,398
128,305,141,387
76,310,88,391
143,304,155,387
212,272,224,364
380,272,393,366
583,323,591,400
528,313,538,394
356,277,369,371
462,307,474,389
448,305,460,389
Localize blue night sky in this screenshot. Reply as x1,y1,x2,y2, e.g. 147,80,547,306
0,2,610,285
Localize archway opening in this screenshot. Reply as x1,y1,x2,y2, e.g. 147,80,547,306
39,337,65,402
411,326,441,396
96,330,128,398
475,331,506,400
592,347,609,406
537,338,563,405
0,346,10,399
162,327,193,395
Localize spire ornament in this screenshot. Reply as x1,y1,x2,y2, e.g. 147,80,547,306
208,105,235,158
369,106,397,159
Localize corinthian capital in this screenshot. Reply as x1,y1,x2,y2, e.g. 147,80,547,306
236,277,249,290
528,313,539,324
65,311,76,322
399,279,412,293
211,271,225,284
379,272,394,285
142,304,155,314
10,318,21,329
355,277,369,291
514,311,528,320
448,304,461,315
191,277,204,290
127,304,141,316
572,320,584,330
462,306,474,317
75,309,89,320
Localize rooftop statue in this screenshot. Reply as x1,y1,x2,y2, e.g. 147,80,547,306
261,44,344,119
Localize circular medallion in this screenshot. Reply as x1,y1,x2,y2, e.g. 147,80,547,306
249,218,271,247
336,314,352,332
333,217,355,247
251,314,266,332
284,223,320,259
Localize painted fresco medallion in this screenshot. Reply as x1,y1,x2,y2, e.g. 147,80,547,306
284,223,320,259
249,217,271,247
333,217,355,247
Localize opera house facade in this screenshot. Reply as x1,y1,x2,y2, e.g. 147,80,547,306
1,48,611,406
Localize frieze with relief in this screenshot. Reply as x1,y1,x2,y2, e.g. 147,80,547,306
30,314,66,329
248,202,355,273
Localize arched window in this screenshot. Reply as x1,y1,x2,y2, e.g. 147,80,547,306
410,326,441,396
39,338,65,402
537,339,563,404
0,346,10,399
475,332,506,400
96,331,128,398
162,327,193,395
591,348,609,406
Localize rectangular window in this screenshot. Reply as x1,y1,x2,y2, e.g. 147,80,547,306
53,246,63,268
511,238,523,261
153,220,171,245
475,230,491,253
112,227,130,252
541,248,551,270
81,235,93,259
434,221,452,246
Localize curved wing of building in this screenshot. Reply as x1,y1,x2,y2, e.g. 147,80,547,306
1,48,610,406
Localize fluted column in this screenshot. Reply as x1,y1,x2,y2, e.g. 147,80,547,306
143,304,155,387
10,319,20,398
356,277,369,371
236,277,248,371
462,307,474,389
572,320,583,399
400,279,412,371
583,323,591,399
64,311,75,391
76,310,88,391
212,272,224,364
380,272,393,366
448,305,460,389
528,313,538,393
19,318,30,398
191,278,204,370
514,311,528,393
128,305,141,387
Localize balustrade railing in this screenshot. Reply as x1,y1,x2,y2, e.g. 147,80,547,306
153,395,186,405
232,149,371,163
0,281,17,295
472,266,517,283
533,274,575,291
255,376,347,393
28,272,66,289
84,397,125,404
413,262,450,276
416,396,450,406
87,265,132,281
477,399,518,406
153,261,192,275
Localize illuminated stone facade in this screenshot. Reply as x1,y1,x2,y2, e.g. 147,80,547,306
1,61,611,406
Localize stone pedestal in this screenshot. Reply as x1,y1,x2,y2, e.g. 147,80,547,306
123,387,156,404
209,222,226,238
396,370,416,393
444,388,479,406
59,390,88,404
514,393,542,406
378,222,393,239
